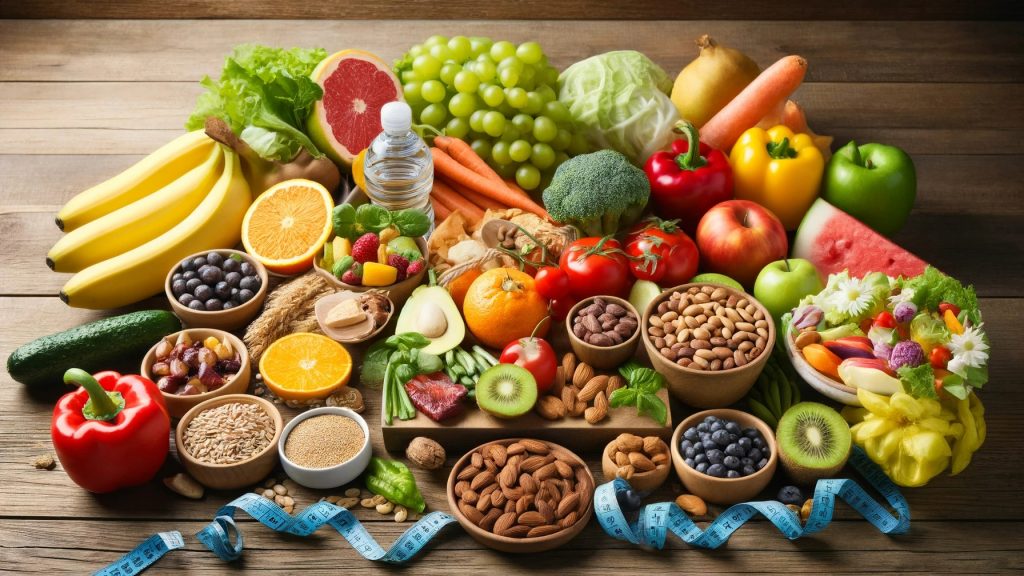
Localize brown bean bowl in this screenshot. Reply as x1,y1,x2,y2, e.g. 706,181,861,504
600,438,670,493
642,283,775,408
670,408,778,505
446,438,594,554
565,295,641,370
174,394,283,490
313,236,429,307
141,328,251,419
166,249,268,331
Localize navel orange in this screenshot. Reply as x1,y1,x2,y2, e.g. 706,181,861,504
241,179,333,275
462,267,549,349
447,266,482,310
259,333,352,401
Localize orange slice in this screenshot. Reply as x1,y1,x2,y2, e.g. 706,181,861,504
241,179,334,275
259,333,352,401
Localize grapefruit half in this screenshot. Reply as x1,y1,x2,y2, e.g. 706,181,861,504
308,50,403,168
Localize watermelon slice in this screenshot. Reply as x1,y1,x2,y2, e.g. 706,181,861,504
793,199,927,278
307,50,402,168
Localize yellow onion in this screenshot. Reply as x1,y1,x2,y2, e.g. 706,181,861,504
670,35,761,128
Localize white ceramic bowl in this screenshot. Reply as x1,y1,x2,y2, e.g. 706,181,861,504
278,407,372,489
783,327,860,406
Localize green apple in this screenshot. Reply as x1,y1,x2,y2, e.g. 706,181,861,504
822,141,916,236
629,280,662,315
690,272,743,291
753,258,823,322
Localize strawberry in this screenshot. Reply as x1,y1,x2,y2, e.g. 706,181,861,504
387,254,410,280
406,258,425,277
341,263,363,285
351,232,380,264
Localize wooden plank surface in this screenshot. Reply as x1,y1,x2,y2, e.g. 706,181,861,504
1,16,1022,575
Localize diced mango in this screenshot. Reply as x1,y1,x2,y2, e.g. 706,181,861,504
362,262,398,286
333,237,352,259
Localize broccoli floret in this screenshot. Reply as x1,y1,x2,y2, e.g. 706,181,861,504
542,149,650,236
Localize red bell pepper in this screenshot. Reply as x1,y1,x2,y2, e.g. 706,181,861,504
52,369,170,493
644,121,734,234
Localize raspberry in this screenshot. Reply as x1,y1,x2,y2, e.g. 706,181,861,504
341,263,363,286
406,259,425,277
387,254,410,280
351,232,380,264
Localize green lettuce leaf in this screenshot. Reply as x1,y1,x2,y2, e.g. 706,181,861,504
898,363,938,400
901,266,981,325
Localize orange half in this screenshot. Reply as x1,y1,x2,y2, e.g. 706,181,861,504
259,333,352,401
242,179,334,275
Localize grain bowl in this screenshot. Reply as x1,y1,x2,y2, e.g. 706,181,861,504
278,407,372,489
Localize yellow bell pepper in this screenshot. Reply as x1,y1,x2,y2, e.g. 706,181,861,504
729,125,825,230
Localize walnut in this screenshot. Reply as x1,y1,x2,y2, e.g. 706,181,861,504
405,437,446,470
359,292,391,328
326,387,365,413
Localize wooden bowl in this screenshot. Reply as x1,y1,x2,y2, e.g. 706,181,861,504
643,283,774,408
784,327,861,406
141,328,251,419
565,295,641,370
174,394,282,490
166,249,268,331
313,290,394,344
600,437,670,493
670,408,778,505
313,236,428,307
446,438,594,553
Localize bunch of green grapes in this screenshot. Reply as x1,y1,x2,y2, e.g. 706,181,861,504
394,35,588,191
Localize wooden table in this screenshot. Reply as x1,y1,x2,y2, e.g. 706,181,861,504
2,11,1023,574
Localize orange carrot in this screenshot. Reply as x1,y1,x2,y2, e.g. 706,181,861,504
432,197,452,220
447,177,508,211
701,55,808,153
431,179,485,220
503,179,531,198
432,147,549,219
433,135,505,185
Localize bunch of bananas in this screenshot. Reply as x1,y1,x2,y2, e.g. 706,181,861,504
746,350,802,428
49,131,251,309
842,388,986,487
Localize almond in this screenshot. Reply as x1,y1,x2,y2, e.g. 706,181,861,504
460,502,484,525
501,486,524,501
507,442,527,456
454,480,469,498
554,460,574,479
561,386,578,408
572,400,588,417
651,452,669,465
516,494,534,515
536,395,566,420
502,525,532,538
615,464,635,480
479,508,503,531
536,498,556,523
457,465,480,481
527,524,562,538
517,511,547,527
559,510,579,528
594,389,608,412
470,470,495,491
578,375,609,402
461,489,479,504
488,444,508,467
615,433,643,453
476,494,492,513
561,352,577,383
520,455,548,473
520,472,538,494
605,374,626,395
614,451,630,467
585,405,607,424
480,483,498,498
499,463,518,488
628,451,655,472
490,489,507,507
557,492,579,519
675,494,707,517
534,462,558,482
493,511,518,535
572,362,594,388
471,452,483,469
520,439,549,454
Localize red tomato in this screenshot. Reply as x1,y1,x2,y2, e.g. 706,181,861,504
499,336,557,393
559,237,632,299
938,302,961,317
624,218,699,285
930,346,952,369
550,297,578,322
873,311,897,329
534,266,570,300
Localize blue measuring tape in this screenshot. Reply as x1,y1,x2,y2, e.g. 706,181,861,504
594,446,909,549
93,494,456,575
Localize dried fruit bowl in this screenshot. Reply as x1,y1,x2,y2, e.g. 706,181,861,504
446,438,594,553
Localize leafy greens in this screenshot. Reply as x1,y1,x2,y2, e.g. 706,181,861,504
609,360,667,425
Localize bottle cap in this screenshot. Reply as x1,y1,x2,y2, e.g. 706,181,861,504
381,101,412,135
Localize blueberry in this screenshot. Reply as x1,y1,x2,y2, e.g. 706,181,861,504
222,300,235,310
200,266,223,284
684,457,695,467
180,259,195,272
704,416,717,424
204,298,223,311
702,438,717,452
748,448,763,462
753,437,766,449
728,433,738,444
744,428,760,439
706,464,726,478
214,281,232,300
684,447,696,459
707,449,724,465
222,257,240,273
757,458,768,469
239,275,260,291
741,465,756,476
726,470,740,478
695,462,708,474
206,252,224,267
684,427,699,441
740,457,754,467
194,284,212,301
710,421,723,432
240,262,255,276
188,299,205,311
723,455,740,469
238,289,255,303
712,429,731,446
225,271,242,288
616,489,643,512
725,421,741,434
680,439,692,451
725,443,745,457
183,270,197,281
738,437,752,450
777,486,804,506
171,279,187,297
694,453,707,465
192,256,207,269
178,293,194,306
185,278,203,292
172,272,183,282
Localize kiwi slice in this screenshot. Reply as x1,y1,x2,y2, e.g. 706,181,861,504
476,364,538,419
776,402,852,484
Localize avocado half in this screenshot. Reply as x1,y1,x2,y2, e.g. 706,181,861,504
395,285,465,355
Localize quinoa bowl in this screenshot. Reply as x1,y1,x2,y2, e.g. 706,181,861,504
278,406,372,489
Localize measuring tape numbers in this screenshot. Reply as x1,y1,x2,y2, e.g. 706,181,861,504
594,446,910,550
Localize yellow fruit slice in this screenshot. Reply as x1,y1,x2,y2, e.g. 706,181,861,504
259,333,352,401
241,179,334,275
362,262,398,286
352,148,367,191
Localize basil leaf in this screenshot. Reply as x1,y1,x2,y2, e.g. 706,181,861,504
386,332,430,350
360,341,392,388
392,209,430,237
416,352,443,375
608,387,638,408
631,367,664,394
356,203,393,233
637,393,667,426
332,203,356,238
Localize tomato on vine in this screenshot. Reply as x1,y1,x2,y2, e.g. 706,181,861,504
534,266,570,300
624,218,699,285
559,236,632,299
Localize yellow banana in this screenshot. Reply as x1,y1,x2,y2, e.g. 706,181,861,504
61,147,252,309
47,145,224,273
56,130,214,232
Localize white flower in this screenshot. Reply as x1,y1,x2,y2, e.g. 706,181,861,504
947,355,968,378
828,275,875,317
888,287,915,307
948,323,989,370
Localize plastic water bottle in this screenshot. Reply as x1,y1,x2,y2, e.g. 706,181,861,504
363,101,434,232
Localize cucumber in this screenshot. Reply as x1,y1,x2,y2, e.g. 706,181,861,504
7,310,182,389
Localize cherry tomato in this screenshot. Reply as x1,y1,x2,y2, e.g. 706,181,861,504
499,335,557,393
559,236,632,299
550,296,578,322
938,302,961,317
873,311,897,329
930,345,952,369
534,266,570,300
624,218,699,285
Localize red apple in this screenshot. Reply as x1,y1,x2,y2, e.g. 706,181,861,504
695,200,788,288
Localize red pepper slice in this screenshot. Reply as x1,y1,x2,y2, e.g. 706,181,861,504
873,311,897,329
